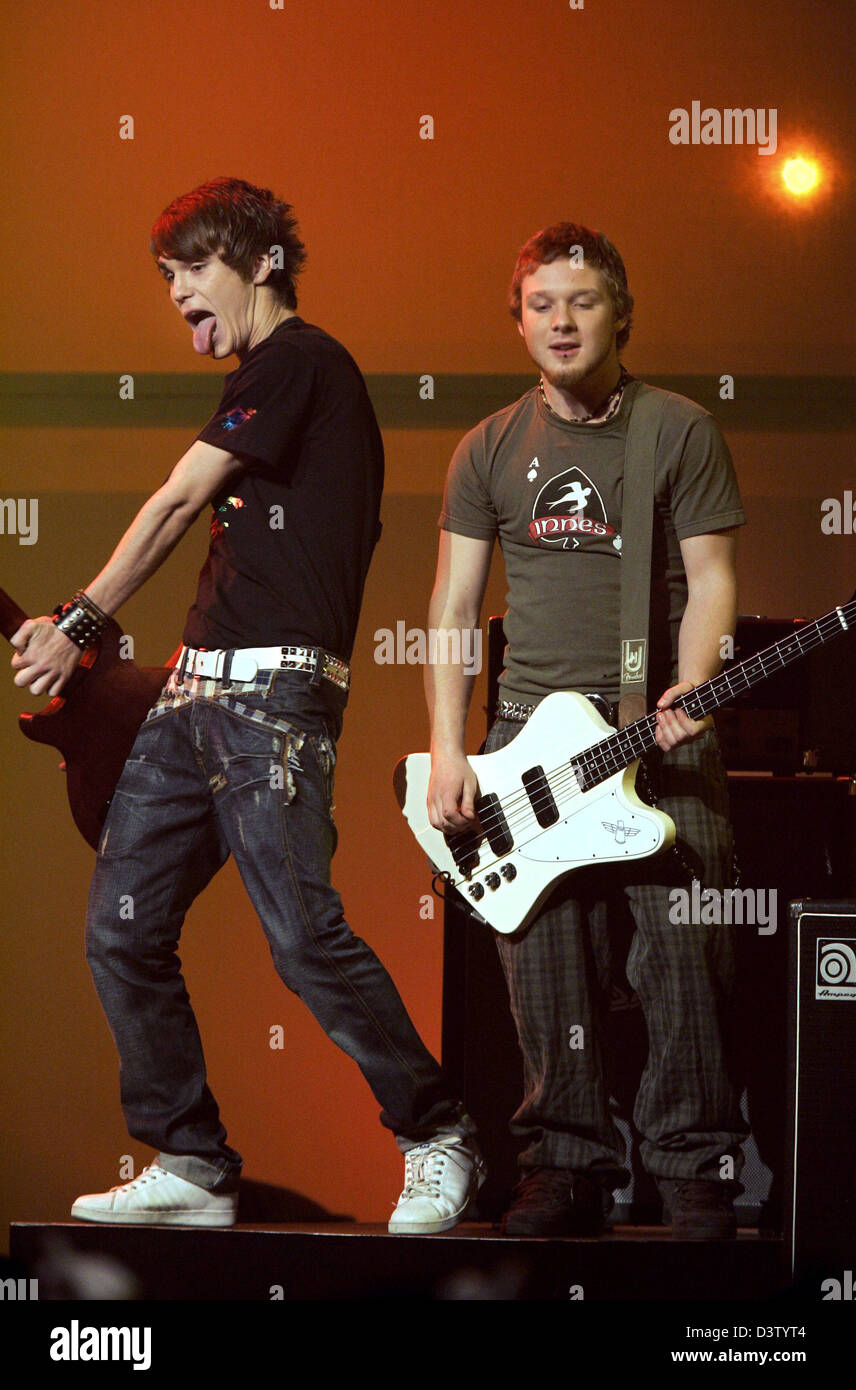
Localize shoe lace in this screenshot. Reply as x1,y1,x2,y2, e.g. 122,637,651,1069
108,1164,162,1195
399,1144,449,1200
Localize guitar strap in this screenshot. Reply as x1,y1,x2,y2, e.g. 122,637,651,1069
617,382,666,729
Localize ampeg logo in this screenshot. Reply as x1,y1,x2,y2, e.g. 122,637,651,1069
815,938,856,1000
528,466,619,550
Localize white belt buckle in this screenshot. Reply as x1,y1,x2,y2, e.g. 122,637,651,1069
230,650,260,681
198,649,222,679
185,647,205,678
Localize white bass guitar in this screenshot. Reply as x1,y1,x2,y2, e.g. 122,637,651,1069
394,597,855,934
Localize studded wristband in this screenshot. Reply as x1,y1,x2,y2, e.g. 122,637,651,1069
53,590,110,650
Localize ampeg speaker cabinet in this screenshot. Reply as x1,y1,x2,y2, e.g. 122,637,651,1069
786,901,856,1286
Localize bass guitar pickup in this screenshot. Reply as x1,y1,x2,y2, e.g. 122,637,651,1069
520,765,559,827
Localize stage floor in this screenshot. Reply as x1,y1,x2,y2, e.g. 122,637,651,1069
9,1221,787,1301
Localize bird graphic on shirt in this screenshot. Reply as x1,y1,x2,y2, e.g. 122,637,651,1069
549,480,591,514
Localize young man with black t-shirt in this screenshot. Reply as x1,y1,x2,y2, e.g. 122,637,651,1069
11,177,482,1232
425,223,749,1240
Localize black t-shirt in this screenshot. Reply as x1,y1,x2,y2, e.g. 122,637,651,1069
183,316,384,659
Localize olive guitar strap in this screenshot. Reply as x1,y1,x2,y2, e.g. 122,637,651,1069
617,382,666,729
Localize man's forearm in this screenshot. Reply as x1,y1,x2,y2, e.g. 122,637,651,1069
424,591,481,754
677,573,738,687
82,490,202,616
426,659,478,755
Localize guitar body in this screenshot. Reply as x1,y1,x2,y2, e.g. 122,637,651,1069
2,589,170,849
394,691,675,934
395,595,855,936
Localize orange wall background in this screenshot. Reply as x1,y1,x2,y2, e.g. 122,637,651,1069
1,0,854,1245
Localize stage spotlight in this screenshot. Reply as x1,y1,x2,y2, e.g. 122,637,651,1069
781,157,821,197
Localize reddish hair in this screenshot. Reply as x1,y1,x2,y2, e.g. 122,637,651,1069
151,177,307,309
509,222,633,350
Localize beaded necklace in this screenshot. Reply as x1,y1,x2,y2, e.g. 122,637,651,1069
538,366,630,424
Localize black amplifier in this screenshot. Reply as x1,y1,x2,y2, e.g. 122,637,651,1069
786,900,856,1289
717,614,856,774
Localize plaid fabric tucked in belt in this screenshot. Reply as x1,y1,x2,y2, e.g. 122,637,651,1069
147,666,310,725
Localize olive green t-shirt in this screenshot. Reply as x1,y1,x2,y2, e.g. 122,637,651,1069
439,378,745,706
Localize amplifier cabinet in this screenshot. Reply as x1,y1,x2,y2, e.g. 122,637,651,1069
786,900,856,1288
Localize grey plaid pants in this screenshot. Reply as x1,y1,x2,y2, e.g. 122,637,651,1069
484,718,749,1184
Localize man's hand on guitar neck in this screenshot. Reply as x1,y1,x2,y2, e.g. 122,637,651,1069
10,618,83,698
654,679,713,751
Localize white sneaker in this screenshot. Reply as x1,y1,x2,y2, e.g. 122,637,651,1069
388,1138,485,1234
70,1163,238,1227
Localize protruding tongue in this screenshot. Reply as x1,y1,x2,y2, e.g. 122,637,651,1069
192,315,216,354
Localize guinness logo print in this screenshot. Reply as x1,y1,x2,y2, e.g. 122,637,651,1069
528,466,617,549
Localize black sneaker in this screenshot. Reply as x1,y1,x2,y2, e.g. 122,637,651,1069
501,1167,612,1237
657,1178,738,1240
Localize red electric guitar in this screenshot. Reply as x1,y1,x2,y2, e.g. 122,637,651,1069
1,586,170,849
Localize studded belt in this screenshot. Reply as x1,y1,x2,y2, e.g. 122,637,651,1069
495,698,538,723
496,694,619,726
177,644,350,690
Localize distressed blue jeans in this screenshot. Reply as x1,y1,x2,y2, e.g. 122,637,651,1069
85,664,471,1193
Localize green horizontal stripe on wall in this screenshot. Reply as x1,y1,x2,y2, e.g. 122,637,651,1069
0,373,852,430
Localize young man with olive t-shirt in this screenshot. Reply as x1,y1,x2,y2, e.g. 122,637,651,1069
425,223,748,1239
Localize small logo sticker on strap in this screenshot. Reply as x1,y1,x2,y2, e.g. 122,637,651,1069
621,638,647,685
